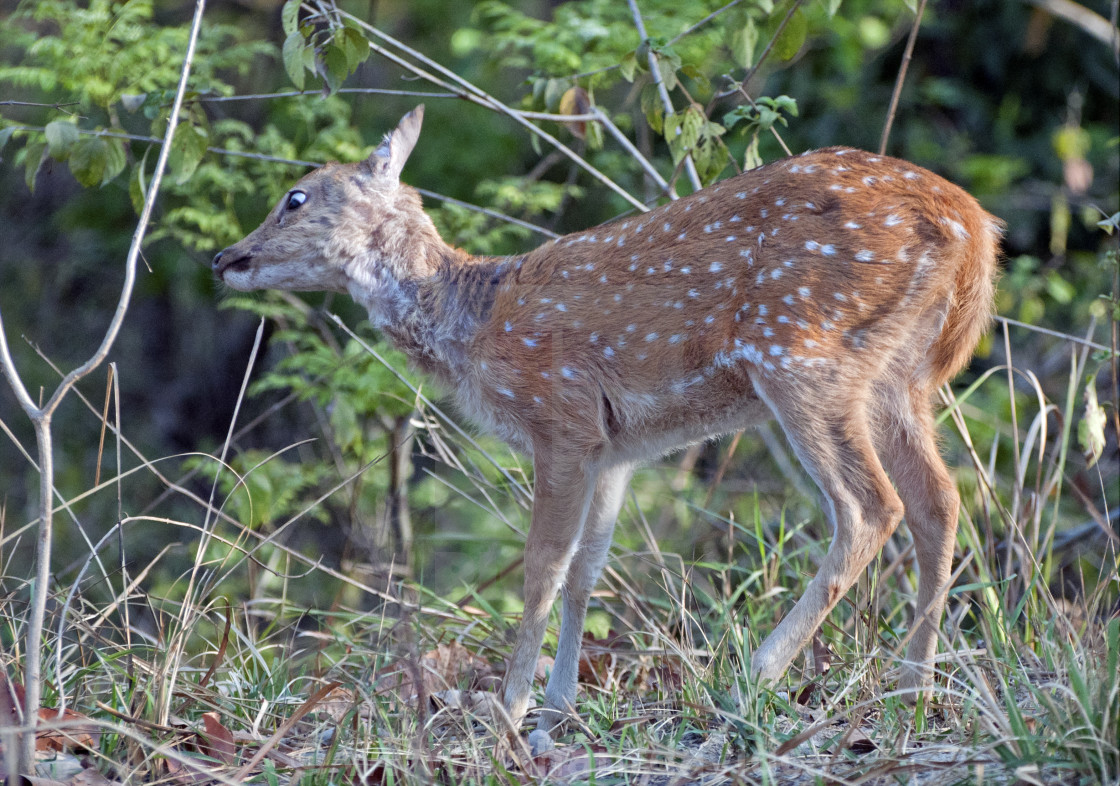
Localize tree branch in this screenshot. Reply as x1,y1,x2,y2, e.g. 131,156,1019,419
0,0,208,774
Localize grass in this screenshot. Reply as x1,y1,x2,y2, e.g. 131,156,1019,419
1,313,1117,785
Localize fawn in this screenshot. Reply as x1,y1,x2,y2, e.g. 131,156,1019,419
213,106,1001,745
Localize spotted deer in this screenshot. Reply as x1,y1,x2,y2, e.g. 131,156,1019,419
213,106,1001,745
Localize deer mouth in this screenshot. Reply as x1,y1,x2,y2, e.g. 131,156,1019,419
212,250,254,278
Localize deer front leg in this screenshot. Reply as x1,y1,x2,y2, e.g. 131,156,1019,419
502,457,600,735
537,462,635,736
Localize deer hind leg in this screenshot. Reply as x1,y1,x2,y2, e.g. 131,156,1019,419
750,378,905,684
502,455,600,733
538,462,635,735
872,385,959,696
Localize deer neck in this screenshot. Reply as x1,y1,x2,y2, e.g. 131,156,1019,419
345,227,511,384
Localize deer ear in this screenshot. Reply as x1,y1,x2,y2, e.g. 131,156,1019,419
366,105,424,183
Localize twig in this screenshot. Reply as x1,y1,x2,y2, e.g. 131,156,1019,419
627,0,701,193
738,0,807,92
995,314,1114,354
197,87,459,102
0,0,207,773
330,6,650,212
879,0,929,155
666,0,746,46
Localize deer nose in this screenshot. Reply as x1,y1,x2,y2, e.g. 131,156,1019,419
211,250,225,271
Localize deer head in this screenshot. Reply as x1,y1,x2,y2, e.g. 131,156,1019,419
212,106,444,315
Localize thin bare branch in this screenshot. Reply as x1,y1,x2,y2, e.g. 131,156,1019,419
879,0,929,155
2,0,209,773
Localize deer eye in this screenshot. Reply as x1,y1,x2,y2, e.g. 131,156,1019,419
285,190,308,210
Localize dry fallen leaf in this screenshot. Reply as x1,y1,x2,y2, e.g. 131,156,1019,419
197,711,237,765
36,707,100,753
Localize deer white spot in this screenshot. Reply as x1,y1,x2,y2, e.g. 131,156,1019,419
709,261,723,273
760,208,769,218
681,266,692,274
604,346,615,358
821,319,835,331
770,345,784,356
885,213,904,227
804,202,817,210
758,304,768,316
614,294,622,302
805,240,820,251
855,249,875,262
497,387,515,399
645,332,659,342
903,170,919,179
798,287,811,298
844,221,861,229
561,366,576,379
556,303,567,312
504,321,513,332
833,292,847,301
663,260,673,271
770,269,782,279
523,337,539,347
736,192,747,199
541,371,550,378
778,315,790,323
705,314,715,324
782,295,794,306
663,222,672,232
688,288,700,298
626,324,636,332
804,338,818,348
669,334,684,344
726,235,737,242
821,244,837,255
763,327,774,337
775,198,786,206
590,332,599,343
647,267,656,275
863,176,877,186
730,214,742,222
533,395,543,404
941,217,970,239
600,274,608,283
678,232,687,240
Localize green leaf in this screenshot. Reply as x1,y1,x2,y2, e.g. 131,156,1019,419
1078,381,1106,469
732,19,758,67
341,27,370,71
45,119,79,159
169,122,208,185
0,126,16,155
69,134,126,187
281,0,300,36
772,8,808,61
619,51,638,82
129,146,151,215
322,43,349,94
23,140,46,192
641,83,664,134
282,31,307,90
